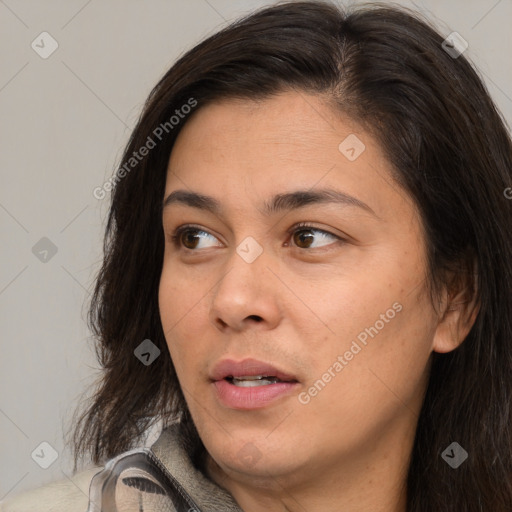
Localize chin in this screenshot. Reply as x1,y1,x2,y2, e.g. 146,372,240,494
204,426,309,481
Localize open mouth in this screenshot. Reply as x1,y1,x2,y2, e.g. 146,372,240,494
225,375,289,387
211,359,299,409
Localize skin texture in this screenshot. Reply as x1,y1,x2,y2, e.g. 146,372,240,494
158,91,477,512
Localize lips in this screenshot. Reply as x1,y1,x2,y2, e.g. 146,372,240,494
210,358,299,410
210,358,298,383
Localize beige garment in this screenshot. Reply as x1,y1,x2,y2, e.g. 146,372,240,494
0,421,243,512
0,467,101,512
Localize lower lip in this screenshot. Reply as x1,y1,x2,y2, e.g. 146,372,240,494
213,379,298,410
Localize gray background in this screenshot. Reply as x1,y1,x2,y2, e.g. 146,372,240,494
1,0,511,500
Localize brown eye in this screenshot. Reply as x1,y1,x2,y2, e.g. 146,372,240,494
290,224,341,249
293,229,315,249
171,226,220,250
180,229,201,249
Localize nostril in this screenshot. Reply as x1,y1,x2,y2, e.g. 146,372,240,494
247,315,263,322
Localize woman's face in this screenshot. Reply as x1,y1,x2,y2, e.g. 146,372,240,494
159,91,443,488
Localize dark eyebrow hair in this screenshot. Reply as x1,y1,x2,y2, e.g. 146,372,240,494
162,188,378,218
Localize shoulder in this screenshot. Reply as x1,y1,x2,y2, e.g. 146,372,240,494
0,467,101,512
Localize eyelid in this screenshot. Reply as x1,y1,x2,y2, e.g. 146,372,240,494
168,222,345,251
287,222,344,240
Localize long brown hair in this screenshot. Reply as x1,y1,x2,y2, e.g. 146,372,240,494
72,2,512,509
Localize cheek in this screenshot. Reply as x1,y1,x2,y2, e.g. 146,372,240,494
158,265,201,372
299,271,400,358
297,298,434,458
304,250,434,397
322,290,434,409
159,260,206,331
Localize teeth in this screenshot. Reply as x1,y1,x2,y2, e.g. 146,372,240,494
229,376,280,387
234,375,269,380
232,378,278,387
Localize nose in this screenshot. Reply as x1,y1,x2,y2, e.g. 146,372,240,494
209,246,282,332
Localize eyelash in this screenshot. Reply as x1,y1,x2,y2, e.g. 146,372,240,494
169,222,344,252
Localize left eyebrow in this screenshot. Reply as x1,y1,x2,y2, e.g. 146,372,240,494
162,187,378,218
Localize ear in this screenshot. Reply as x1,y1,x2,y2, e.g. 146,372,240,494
432,261,480,354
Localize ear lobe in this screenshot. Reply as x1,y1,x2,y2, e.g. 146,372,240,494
432,265,480,354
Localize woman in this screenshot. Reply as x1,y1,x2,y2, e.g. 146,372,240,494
2,1,511,510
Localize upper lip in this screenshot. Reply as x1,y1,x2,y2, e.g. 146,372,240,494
210,358,298,382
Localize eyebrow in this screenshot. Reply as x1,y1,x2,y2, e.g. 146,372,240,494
162,188,377,218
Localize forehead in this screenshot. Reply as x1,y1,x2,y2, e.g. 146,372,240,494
169,92,349,161
164,91,415,223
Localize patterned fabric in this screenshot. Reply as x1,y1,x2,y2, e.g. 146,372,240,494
0,421,243,511
86,448,202,512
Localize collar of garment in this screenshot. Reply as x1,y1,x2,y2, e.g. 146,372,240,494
86,420,244,512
